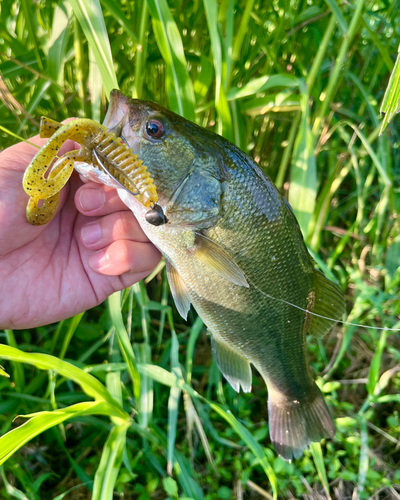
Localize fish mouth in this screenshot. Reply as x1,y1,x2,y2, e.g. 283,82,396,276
103,89,139,152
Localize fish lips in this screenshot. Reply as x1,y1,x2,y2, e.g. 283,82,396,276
103,89,141,152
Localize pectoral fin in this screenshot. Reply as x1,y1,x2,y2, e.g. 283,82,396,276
211,335,252,392
166,261,191,320
193,233,249,287
307,270,345,338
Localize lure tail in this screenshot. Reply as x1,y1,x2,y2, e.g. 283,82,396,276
267,384,335,460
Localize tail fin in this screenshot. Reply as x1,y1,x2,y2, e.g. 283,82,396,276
268,384,335,461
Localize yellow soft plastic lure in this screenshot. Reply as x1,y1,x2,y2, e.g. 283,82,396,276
23,117,158,225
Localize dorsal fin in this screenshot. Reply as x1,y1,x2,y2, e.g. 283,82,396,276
307,270,345,338
192,233,249,287
166,261,191,320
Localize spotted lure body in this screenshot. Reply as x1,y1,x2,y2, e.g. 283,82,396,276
23,117,158,225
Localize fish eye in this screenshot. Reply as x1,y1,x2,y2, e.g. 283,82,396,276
145,119,165,139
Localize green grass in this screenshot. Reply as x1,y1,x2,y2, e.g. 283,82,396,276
1,0,400,498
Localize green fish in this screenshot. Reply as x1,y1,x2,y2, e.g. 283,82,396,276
103,89,345,460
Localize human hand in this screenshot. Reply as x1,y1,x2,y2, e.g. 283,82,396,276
0,134,161,329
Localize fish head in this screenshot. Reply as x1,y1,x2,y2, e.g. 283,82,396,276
103,89,224,228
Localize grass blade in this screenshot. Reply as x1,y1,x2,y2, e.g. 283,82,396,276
136,342,153,428
227,75,300,101
323,0,348,35
5,330,25,391
59,312,85,359
366,329,388,395
100,0,138,43
0,345,125,414
0,401,113,466
310,442,331,499
47,1,72,86
0,466,29,500
380,44,400,134
89,45,103,122
208,400,277,499
92,420,130,500
132,0,149,99
242,93,301,116
289,87,317,238
146,0,195,120
167,330,182,475
137,362,278,499
358,418,369,493
203,0,232,139
345,122,392,187
185,317,203,386
69,0,118,96
108,292,141,400
231,0,255,63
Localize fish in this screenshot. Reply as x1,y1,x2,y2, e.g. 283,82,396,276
102,89,345,460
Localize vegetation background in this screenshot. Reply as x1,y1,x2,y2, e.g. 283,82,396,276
0,0,399,498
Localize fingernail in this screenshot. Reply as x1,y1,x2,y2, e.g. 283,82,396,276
80,188,105,212
82,222,102,245
89,250,108,270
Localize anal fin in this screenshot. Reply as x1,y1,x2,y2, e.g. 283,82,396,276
211,335,252,393
308,270,345,338
166,260,191,320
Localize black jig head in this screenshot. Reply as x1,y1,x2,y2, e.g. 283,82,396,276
145,204,168,226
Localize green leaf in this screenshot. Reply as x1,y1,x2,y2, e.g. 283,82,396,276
53,482,93,500
146,0,195,120
367,329,388,395
380,44,400,134
289,88,317,238
92,420,131,500
227,74,300,101
108,292,141,400
100,0,138,43
46,1,72,85
208,400,277,498
69,0,118,96
162,477,179,498
231,0,255,62
89,45,103,121
344,122,392,186
242,93,301,116
0,467,29,500
0,345,126,418
185,317,203,386
323,0,348,35
203,0,232,139
386,235,400,278
310,442,331,499
0,401,113,466
138,363,178,387
139,363,277,498
167,331,182,474
59,312,85,359
136,342,153,428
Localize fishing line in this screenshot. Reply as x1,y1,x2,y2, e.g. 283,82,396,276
249,279,400,332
